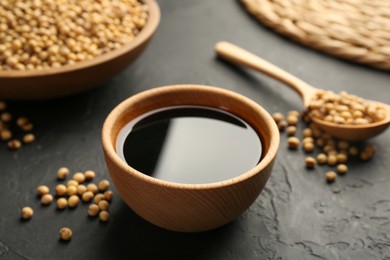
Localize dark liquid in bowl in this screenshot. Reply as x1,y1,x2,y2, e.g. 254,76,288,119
116,106,262,184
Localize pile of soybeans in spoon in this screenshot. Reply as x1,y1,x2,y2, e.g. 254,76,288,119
307,90,386,125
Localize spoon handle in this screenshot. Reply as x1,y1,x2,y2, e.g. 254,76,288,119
215,41,317,107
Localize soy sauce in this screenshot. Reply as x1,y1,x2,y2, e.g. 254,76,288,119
116,106,262,184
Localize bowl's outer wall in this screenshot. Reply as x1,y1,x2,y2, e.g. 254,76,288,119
0,42,151,99
0,0,160,100
102,85,280,232
104,148,276,232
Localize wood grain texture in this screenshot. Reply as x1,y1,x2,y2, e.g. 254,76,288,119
215,41,317,107
0,0,160,100
102,85,280,232
215,41,390,141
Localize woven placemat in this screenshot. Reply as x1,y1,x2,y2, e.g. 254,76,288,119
241,0,390,71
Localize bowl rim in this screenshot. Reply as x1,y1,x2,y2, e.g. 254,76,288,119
102,84,280,190
0,0,160,78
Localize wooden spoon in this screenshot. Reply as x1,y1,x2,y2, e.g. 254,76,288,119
215,41,390,141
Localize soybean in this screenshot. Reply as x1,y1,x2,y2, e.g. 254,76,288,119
88,204,100,217
93,194,105,204
23,134,35,144
59,227,72,241
82,191,94,202
305,157,316,168
41,194,53,205
287,137,300,150
98,200,109,211
104,191,113,202
77,185,87,196
67,185,78,196
57,167,70,180
337,164,348,175
57,198,68,209
303,142,315,153
316,153,327,165
272,113,284,123
99,211,110,222
21,207,33,220
73,172,85,184
87,183,98,194
55,184,67,197
84,170,96,181
286,126,297,136
68,195,80,208
326,171,337,183
8,139,22,150
37,185,50,196
98,180,110,192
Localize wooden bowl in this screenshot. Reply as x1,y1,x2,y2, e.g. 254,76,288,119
102,84,280,232
0,0,160,100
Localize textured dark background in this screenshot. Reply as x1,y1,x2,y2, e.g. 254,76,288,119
1,1,390,259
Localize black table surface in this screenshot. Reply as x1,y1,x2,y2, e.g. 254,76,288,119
1,1,390,259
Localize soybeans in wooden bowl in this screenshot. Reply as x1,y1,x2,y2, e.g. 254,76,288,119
102,84,280,232
0,0,160,100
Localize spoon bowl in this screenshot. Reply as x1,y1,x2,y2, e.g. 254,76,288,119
215,41,390,141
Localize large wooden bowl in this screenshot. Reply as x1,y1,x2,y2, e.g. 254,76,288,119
0,0,160,100
102,84,280,232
